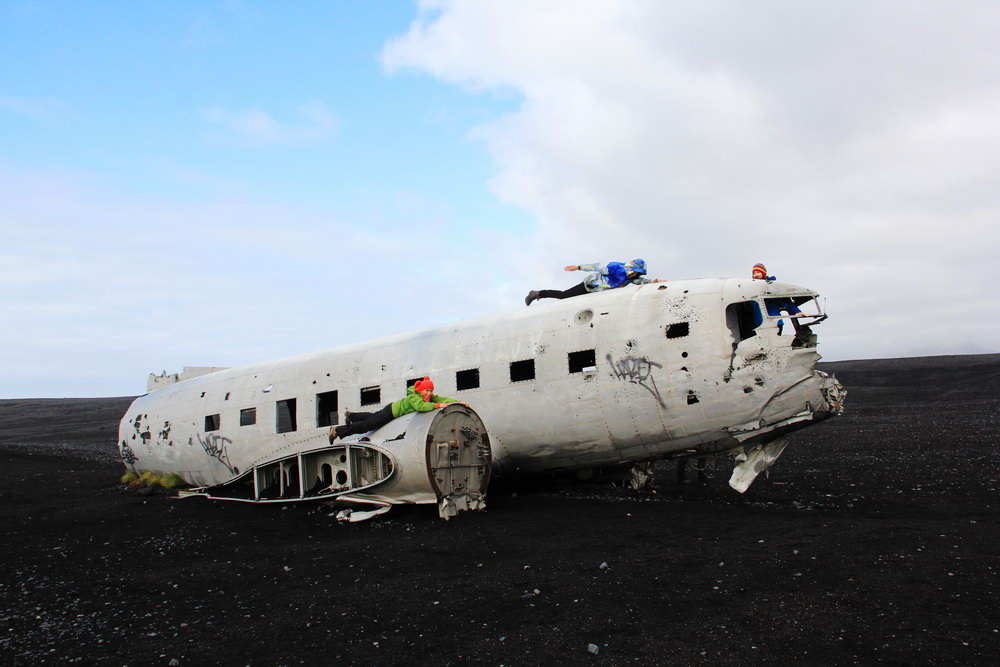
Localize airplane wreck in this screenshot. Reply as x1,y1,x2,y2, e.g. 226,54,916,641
119,277,845,520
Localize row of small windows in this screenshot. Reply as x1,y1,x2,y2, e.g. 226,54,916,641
200,341,661,434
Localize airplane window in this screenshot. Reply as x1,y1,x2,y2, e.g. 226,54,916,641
316,390,339,427
765,298,794,314
568,349,596,373
510,359,535,382
205,414,220,431
665,322,689,339
239,408,256,426
276,398,297,433
406,377,423,388
456,368,480,391
360,386,380,406
726,301,760,342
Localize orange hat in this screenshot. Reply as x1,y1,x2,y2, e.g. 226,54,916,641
752,263,767,277
414,377,434,392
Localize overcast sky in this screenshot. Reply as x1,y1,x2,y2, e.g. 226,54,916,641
2,1,998,398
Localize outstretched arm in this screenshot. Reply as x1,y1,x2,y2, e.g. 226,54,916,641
432,395,469,408
569,263,600,272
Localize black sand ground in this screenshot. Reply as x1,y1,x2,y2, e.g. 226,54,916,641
1,355,999,666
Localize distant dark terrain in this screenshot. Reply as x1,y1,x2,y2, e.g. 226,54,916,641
2,355,999,665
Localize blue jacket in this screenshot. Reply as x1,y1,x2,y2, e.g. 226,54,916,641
578,261,653,292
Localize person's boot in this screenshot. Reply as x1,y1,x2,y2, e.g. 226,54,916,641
328,426,338,444
524,290,540,306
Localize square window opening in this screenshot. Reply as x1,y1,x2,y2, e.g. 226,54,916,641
276,398,297,434
239,407,256,426
316,390,339,427
510,359,535,382
456,368,480,391
204,414,220,431
665,322,689,339
568,349,597,374
726,301,761,342
360,386,381,406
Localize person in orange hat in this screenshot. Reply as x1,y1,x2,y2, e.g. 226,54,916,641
751,263,802,334
329,377,466,442
751,263,773,281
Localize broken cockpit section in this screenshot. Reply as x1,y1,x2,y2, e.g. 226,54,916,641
727,291,827,348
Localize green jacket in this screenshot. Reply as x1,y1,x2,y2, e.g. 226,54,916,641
391,386,457,418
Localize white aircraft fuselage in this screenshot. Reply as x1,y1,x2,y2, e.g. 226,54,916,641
118,277,845,515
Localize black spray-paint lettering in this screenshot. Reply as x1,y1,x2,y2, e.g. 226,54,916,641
196,433,237,474
606,354,666,407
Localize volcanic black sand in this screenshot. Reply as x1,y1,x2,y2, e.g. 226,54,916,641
2,355,999,666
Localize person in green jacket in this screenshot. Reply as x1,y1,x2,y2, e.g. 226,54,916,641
329,376,465,442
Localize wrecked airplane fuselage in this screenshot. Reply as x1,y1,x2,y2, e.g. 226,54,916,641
118,277,845,518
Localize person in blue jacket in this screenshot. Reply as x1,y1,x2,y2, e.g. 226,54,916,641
524,259,664,305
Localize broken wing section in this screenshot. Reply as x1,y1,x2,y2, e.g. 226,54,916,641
180,442,394,503
181,404,492,520
340,404,492,519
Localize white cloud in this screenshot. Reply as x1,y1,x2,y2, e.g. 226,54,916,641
383,0,1000,361
202,102,338,146
0,163,527,397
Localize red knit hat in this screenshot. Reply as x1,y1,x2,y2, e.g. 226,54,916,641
752,263,767,277
414,377,434,392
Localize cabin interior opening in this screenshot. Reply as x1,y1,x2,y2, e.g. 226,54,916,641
568,349,597,373
510,359,535,382
316,390,339,427
456,368,480,391
204,414,220,431
276,399,297,433
283,462,300,498
258,465,281,498
360,386,380,406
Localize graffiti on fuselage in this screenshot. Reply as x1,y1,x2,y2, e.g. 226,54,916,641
196,433,237,475
606,354,666,407
120,441,138,469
